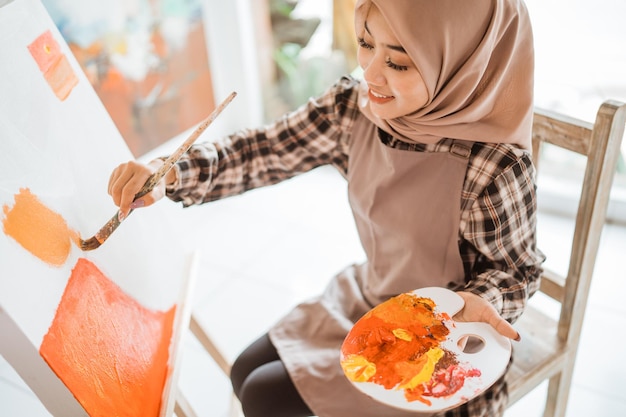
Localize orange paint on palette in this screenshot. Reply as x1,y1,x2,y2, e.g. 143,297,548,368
40,258,176,417
341,294,450,391
341,293,478,405
28,29,78,101
2,188,77,267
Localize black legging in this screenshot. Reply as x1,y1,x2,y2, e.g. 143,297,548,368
230,333,314,417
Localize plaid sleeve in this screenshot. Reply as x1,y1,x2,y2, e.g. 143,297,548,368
459,147,545,323
164,76,359,206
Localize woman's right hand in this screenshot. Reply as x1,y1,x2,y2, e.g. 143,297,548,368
108,159,172,218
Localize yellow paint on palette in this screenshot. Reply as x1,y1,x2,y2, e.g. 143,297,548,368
27,30,78,101
2,188,78,267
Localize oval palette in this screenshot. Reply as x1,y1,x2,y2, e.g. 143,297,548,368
340,287,511,412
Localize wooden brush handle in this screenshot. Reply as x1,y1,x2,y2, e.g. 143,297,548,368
84,92,237,248
133,91,237,201
94,211,125,244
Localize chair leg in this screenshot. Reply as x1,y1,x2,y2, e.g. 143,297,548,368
189,313,232,376
187,312,240,416
229,392,243,417
543,362,574,417
175,387,198,417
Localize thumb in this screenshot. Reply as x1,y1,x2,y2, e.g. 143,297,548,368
455,291,521,341
487,311,521,342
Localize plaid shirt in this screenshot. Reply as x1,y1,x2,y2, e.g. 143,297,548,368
166,75,544,416
168,74,543,319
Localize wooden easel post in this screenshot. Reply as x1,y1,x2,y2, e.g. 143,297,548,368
161,251,200,416
0,306,89,416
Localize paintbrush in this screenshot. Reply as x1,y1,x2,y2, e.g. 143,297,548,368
80,91,237,251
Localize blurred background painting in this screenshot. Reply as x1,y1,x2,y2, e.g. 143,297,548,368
42,0,215,157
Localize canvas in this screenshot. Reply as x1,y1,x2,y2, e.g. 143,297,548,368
0,0,197,415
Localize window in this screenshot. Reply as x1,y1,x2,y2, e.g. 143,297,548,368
525,0,626,223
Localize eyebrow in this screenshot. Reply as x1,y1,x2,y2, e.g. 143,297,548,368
364,20,407,53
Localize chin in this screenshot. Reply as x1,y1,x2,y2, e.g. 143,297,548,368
371,108,402,120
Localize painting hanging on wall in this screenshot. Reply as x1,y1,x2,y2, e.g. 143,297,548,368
41,0,215,157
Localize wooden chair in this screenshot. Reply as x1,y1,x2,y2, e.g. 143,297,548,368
507,100,626,416
173,101,626,417
175,314,240,417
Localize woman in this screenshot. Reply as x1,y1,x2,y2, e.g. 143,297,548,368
108,1,544,416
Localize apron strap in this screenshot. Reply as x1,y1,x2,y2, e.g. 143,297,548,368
449,140,473,160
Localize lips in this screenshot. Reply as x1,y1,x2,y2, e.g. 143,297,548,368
368,88,395,104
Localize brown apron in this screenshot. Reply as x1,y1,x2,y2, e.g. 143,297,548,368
269,113,471,417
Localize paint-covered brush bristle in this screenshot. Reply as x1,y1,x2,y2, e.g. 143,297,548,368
79,211,121,251
80,236,102,251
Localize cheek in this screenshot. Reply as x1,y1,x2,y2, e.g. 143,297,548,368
399,78,429,109
391,79,429,114
413,84,429,109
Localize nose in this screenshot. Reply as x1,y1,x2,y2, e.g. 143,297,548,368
361,53,386,87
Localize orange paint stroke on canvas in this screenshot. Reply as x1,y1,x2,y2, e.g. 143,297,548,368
40,258,176,417
28,30,78,101
2,188,79,267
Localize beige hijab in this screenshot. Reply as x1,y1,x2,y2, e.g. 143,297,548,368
355,0,534,150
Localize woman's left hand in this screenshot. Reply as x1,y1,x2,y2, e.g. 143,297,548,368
454,291,521,341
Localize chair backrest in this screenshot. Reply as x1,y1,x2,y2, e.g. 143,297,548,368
507,101,626,416
175,101,626,417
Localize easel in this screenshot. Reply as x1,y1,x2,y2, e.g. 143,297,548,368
175,313,242,417
0,308,90,416
0,0,214,415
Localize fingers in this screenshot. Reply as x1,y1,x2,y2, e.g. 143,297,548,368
487,310,520,341
454,291,521,342
107,161,159,216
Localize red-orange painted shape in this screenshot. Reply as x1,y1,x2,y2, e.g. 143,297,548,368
2,188,75,267
28,29,78,101
40,258,176,417
28,30,61,72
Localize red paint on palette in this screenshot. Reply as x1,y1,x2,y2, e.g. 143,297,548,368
40,258,176,417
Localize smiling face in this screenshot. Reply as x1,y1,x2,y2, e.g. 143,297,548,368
357,4,429,120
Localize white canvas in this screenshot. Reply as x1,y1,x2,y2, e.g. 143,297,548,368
0,0,196,414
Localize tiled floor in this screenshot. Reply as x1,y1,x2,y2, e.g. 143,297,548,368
1,165,625,416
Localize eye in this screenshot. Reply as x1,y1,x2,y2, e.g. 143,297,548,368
385,58,408,72
357,37,373,50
